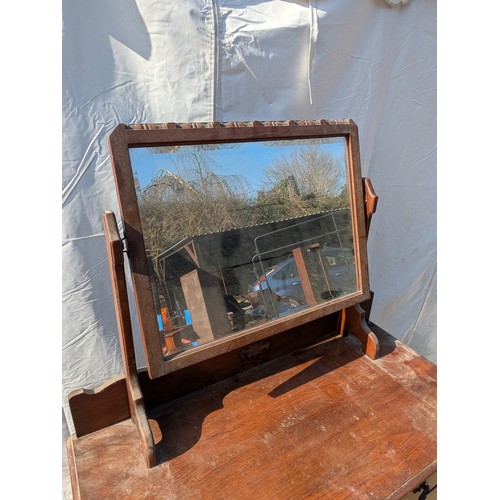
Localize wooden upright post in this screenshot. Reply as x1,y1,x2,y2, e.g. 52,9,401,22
180,268,232,342
292,247,317,307
342,178,380,360
103,210,157,468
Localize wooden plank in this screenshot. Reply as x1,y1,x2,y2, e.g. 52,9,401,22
103,210,157,467
125,120,353,148
389,463,437,500
68,325,436,499
67,305,380,437
158,289,369,375
347,121,371,296
66,312,346,436
66,436,81,500
292,247,317,307
108,128,165,378
140,312,343,409
345,302,379,359
68,375,129,437
180,268,231,342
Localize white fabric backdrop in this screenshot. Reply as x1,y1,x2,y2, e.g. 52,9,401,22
62,0,436,496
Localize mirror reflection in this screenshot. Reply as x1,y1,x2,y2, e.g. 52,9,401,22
129,137,357,358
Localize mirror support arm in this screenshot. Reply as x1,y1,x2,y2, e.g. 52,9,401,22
103,210,158,468
342,177,379,359
363,177,378,237
344,303,379,360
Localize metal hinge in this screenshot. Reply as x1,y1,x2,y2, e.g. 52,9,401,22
121,236,129,255
412,480,437,500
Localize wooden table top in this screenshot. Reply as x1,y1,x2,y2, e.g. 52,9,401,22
67,324,436,499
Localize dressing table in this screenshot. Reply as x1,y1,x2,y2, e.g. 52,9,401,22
66,120,436,499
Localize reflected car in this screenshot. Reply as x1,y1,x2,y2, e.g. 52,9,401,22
248,247,356,307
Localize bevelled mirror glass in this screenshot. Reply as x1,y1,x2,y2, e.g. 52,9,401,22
108,120,370,378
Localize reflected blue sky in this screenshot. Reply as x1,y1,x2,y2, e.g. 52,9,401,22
129,138,346,196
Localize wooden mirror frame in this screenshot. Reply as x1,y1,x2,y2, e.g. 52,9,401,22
108,119,371,379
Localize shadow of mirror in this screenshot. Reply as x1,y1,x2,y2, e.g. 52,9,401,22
147,333,362,464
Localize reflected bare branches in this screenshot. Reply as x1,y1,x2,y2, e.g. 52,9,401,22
137,143,348,258
129,137,358,359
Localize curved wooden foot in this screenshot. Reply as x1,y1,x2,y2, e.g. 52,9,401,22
129,379,157,468
345,303,379,360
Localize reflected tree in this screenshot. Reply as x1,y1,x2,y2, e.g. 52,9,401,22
138,150,251,256
138,146,349,258
253,147,348,222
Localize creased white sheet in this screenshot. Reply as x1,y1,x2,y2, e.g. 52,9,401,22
307,0,319,104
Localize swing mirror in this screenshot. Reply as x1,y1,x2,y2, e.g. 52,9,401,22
108,120,371,378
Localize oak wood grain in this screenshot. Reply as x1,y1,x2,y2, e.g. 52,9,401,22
103,210,156,467
68,375,129,437
68,324,436,499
